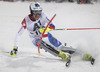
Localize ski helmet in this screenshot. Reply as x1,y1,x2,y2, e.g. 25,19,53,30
30,2,42,15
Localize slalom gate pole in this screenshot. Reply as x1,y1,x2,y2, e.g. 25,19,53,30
38,14,56,55
54,28,100,31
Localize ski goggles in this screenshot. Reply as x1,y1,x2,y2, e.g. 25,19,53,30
32,10,42,15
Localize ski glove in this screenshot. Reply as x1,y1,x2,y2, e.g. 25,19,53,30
39,26,55,33
10,46,18,57
39,27,53,33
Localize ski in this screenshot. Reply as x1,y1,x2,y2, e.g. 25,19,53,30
66,58,71,67
65,55,71,67
40,40,71,67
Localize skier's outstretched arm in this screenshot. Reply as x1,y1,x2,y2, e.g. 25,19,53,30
14,26,25,46
10,25,25,56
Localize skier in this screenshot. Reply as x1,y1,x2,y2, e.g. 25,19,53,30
10,2,95,66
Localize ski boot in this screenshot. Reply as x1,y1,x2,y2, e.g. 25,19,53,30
58,50,71,67
9,46,18,57
82,53,95,65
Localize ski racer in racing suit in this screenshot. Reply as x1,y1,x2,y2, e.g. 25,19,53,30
10,2,95,65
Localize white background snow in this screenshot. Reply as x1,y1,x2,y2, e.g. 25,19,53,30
0,1,100,72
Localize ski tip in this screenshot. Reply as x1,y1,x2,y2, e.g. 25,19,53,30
65,59,71,67
91,58,95,65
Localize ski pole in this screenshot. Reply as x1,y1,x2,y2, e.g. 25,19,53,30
54,28,100,31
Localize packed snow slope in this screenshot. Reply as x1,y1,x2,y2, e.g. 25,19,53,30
0,1,100,72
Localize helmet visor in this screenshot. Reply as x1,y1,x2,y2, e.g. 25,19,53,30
32,10,42,15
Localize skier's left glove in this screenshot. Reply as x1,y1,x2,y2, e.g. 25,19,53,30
9,46,18,57
39,26,54,33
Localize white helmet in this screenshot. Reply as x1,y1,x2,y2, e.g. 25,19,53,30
30,2,42,15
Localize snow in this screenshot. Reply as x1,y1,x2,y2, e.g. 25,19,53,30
0,1,100,72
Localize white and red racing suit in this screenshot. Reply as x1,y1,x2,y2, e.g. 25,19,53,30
14,13,62,49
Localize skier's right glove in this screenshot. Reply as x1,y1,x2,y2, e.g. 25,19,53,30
10,46,18,57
